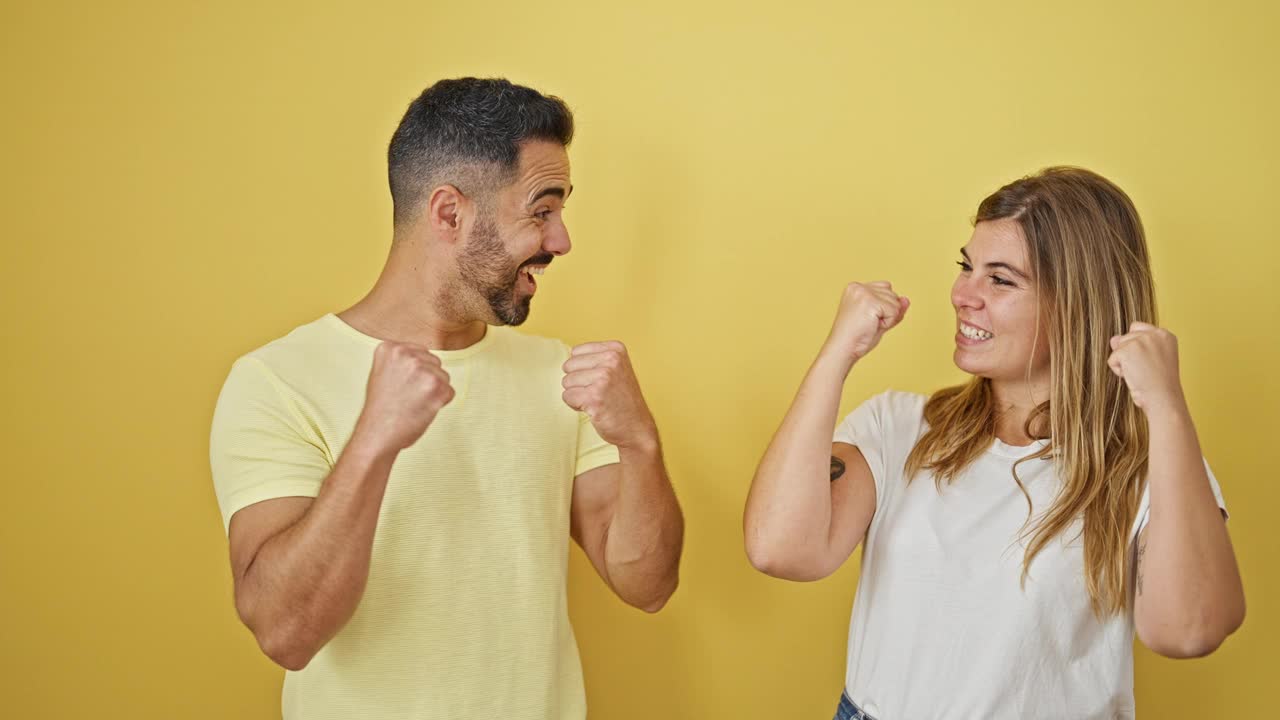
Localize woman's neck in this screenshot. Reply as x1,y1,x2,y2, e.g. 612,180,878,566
990,376,1050,446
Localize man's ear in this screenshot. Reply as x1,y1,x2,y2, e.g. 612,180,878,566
427,184,467,244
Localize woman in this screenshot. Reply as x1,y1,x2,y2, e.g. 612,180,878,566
743,167,1245,719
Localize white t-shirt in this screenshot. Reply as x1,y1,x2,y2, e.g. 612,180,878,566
833,391,1226,720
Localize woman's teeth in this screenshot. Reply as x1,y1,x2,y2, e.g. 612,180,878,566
960,323,993,340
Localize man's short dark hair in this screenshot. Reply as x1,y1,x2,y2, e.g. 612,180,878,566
387,77,575,227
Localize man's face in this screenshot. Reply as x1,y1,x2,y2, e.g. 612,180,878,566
455,140,572,326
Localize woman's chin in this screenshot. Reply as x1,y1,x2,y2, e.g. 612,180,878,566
953,357,1015,383
952,350,984,375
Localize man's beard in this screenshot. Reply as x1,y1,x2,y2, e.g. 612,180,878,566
455,217,552,326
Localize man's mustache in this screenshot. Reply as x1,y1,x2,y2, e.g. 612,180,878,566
519,254,555,270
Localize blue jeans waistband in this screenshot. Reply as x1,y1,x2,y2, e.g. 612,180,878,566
833,690,878,720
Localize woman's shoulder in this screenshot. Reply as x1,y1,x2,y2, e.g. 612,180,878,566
838,389,929,445
859,389,929,420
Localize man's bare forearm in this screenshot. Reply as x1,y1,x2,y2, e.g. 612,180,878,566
235,437,397,669
602,439,684,612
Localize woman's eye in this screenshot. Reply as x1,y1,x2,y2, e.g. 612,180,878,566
956,260,972,271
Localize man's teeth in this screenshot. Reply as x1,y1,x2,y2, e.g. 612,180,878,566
960,323,993,340
528,266,546,275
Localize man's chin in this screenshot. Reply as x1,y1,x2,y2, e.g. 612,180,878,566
491,296,533,326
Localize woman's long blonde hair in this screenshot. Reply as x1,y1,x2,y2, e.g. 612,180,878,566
904,166,1156,615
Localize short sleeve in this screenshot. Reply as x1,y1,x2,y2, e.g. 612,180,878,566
556,341,620,476
574,411,620,476
833,390,927,513
209,357,332,532
1131,458,1228,542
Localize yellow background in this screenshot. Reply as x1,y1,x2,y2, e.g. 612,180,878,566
3,0,1277,717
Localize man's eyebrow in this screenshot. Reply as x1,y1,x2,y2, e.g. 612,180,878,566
528,185,573,205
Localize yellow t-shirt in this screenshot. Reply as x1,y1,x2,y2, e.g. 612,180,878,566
209,313,619,720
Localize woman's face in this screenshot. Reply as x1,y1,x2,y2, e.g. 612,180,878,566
951,219,1051,386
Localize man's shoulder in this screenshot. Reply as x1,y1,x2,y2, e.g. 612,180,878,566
229,314,356,382
493,327,573,364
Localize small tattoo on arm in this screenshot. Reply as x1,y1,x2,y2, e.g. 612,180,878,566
1136,535,1147,596
830,456,846,482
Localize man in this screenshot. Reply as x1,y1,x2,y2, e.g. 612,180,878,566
209,77,684,720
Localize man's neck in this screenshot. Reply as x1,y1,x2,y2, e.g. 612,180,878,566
338,241,488,351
